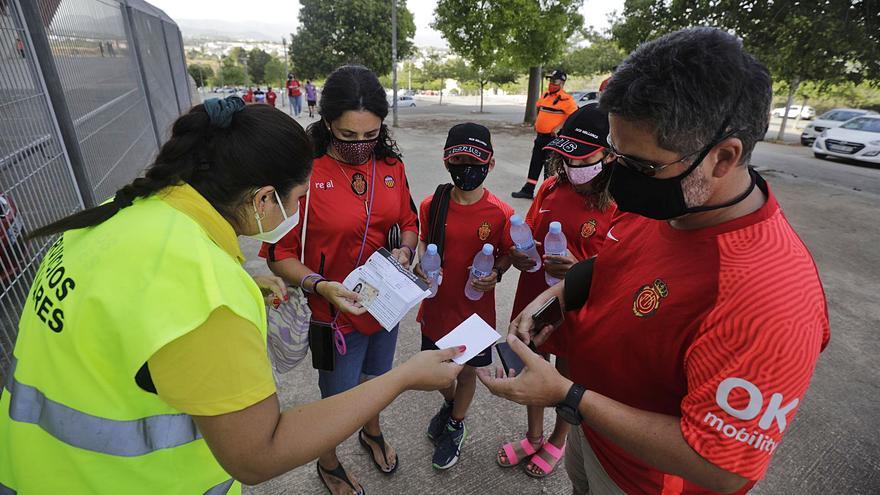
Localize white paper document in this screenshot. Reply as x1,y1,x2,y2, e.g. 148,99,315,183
435,314,502,365
342,248,431,331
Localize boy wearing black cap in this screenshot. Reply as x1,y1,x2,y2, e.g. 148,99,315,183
414,123,514,470
512,68,579,199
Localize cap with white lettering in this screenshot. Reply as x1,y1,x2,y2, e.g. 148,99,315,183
444,122,493,164
543,105,610,160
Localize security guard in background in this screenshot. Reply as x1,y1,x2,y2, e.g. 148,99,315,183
512,68,579,199
0,96,462,494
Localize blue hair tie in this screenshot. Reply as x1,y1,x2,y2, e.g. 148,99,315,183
203,96,246,128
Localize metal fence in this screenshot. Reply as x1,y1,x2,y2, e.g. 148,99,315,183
0,0,192,379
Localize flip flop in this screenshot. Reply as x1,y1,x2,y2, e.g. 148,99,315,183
358,428,399,475
317,461,364,495
524,441,566,478
496,435,544,467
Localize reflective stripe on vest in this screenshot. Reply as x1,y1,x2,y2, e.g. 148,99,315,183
204,479,234,495
4,357,201,457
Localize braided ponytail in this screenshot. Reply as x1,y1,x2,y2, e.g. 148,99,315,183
30,100,312,238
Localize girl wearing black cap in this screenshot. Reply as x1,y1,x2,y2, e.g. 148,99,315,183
497,105,617,478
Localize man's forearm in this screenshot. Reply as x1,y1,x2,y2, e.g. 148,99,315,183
576,391,748,493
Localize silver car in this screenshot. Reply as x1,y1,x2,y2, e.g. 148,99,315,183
801,108,875,145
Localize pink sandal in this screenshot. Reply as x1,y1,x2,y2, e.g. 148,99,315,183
496,435,544,467
524,441,566,478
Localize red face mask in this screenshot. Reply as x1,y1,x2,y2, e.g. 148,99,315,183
548,83,561,93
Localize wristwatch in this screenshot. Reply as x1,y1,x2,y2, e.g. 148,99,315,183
555,384,586,425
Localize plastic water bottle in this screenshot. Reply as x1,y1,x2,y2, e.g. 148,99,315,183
421,243,442,298
543,221,568,286
465,243,495,301
510,215,542,273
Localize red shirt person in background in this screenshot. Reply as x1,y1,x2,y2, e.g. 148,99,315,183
261,65,419,495
497,105,617,479
479,28,829,495
266,87,277,107
242,87,254,103
286,74,303,117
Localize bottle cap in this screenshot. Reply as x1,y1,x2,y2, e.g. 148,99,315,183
510,214,524,226
549,221,562,234
482,244,494,255
426,244,438,255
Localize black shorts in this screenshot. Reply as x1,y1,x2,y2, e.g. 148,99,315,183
421,334,492,368
307,100,317,106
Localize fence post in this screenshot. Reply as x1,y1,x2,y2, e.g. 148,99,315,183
160,22,183,114
121,1,162,149
17,0,95,207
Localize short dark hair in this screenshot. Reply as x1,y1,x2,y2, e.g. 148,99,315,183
307,65,402,163
600,27,771,165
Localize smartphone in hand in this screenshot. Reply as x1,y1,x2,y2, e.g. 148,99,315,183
532,296,564,331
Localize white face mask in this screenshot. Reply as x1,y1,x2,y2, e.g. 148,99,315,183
564,162,603,185
247,189,300,243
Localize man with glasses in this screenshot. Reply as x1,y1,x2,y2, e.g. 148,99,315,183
512,69,579,199
479,27,829,495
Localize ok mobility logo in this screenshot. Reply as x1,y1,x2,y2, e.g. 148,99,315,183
703,377,800,454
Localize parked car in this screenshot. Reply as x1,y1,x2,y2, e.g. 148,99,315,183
389,95,416,107
0,193,27,283
813,115,880,165
801,108,876,145
771,105,815,120
570,90,599,108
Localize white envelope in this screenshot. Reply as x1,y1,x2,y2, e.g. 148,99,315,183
435,314,502,365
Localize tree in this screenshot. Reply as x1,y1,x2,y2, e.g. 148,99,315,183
560,30,625,77
187,63,214,88
218,56,249,86
290,0,416,79
434,0,520,112
228,47,248,66
610,0,879,140
420,51,461,104
263,57,287,88
506,0,584,124
246,48,273,84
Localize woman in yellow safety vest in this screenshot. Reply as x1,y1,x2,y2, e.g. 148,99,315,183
0,96,463,494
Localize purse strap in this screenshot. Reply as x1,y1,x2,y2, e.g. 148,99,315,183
300,186,310,262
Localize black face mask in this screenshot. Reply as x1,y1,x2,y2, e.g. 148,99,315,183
448,164,489,191
608,117,754,220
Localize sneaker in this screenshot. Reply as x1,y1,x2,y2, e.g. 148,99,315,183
432,422,467,470
426,401,453,443
511,187,534,200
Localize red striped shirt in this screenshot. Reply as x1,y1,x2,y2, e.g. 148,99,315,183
568,179,829,494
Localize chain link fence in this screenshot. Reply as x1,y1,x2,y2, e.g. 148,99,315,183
0,0,192,379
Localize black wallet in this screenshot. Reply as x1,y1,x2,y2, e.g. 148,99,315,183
309,321,336,371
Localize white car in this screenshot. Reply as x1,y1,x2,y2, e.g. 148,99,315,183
801,108,875,145
571,90,599,108
771,105,815,120
813,115,880,165
388,95,416,107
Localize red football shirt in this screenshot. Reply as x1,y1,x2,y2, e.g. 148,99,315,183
417,189,514,342
260,154,419,336
266,91,276,107
510,177,616,355
567,178,829,494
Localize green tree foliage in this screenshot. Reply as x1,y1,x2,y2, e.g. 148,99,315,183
420,51,463,104
263,57,288,88
290,0,416,79
507,0,584,124
560,30,626,77
433,0,520,112
187,63,214,88
218,56,249,86
246,48,273,84
228,47,248,66
610,0,879,139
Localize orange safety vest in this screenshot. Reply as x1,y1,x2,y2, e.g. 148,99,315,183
535,90,578,134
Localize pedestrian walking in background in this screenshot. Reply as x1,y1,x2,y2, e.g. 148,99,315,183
266,87,277,107
254,87,266,104
287,74,303,117
512,69,578,200
243,87,254,103
305,80,318,118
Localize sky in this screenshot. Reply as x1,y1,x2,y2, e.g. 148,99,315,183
147,0,626,46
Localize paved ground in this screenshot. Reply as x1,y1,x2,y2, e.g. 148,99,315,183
241,98,880,495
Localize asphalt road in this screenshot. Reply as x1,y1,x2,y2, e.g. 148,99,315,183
243,100,879,495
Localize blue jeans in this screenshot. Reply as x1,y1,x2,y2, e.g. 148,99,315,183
318,325,399,398
289,95,302,116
